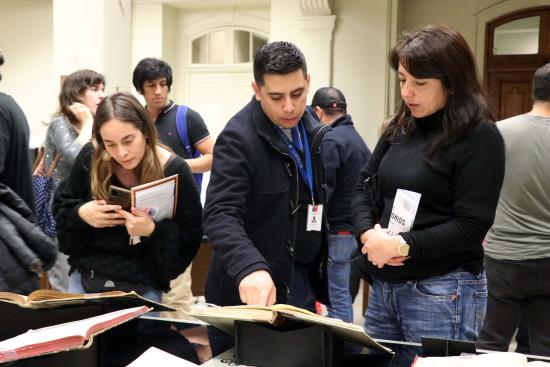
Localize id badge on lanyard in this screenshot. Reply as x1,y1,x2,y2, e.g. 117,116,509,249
306,204,323,231
276,121,323,231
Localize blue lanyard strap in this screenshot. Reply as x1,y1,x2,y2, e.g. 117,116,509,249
275,120,315,203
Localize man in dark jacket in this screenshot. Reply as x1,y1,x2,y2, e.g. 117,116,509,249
204,41,330,313
312,87,371,324
0,50,34,210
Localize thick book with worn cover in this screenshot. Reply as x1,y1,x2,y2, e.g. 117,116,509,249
188,304,392,353
0,289,175,311
0,306,151,363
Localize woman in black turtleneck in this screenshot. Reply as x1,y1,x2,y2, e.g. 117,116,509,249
351,25,504,366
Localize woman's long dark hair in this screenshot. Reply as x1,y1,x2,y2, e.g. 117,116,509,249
385,24,493,163
91,92,164,200
57,69,105,125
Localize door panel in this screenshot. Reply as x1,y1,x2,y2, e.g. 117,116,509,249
485,6,550,120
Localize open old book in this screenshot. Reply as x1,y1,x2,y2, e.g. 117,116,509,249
188,304,392,354
0,289,175,311
0,305,151,363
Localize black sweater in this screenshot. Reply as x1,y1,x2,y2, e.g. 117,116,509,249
53,143,203,291
351,111,505,281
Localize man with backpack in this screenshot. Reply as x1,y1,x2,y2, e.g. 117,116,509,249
133,57,214,319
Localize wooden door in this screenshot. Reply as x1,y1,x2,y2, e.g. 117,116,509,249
485,7,550,120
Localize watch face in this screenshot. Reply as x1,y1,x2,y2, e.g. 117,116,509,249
398,244,410,256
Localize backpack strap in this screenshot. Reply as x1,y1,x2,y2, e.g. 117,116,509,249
176,105,195,158
175,105,203,191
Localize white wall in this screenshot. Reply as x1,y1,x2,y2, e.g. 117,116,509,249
0,0,54,147
103,0,133,93
270,0,335,103
182,6,269,137
269,1,395,148
332,0,395,148
398,0,550,75
53,0,132,103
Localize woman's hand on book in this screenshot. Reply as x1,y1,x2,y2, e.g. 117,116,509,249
78,200,125,228
238,270,276,306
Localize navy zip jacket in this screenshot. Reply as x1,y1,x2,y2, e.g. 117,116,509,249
320,114,371,234
204,97,331,306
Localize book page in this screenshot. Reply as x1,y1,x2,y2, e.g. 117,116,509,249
127,346,199,367
188,304,392,354
0,292,27,304
132,174,178,222
274,308,392,353
188,305,280,334
387,189,421,236
27,289,125,302
0,306,151,362
24,290,175,311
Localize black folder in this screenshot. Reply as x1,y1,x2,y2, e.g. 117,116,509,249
234,321,393,367
421,336,476,357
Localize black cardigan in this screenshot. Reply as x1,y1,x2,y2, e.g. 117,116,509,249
53,143,202,291
351,111,505,281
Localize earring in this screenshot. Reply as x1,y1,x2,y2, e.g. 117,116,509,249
101,150,111,162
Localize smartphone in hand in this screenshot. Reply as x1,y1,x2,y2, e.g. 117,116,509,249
108,185,131,211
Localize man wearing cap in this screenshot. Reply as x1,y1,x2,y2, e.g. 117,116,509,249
312,87,371,323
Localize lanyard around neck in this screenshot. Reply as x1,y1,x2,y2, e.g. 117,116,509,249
275,120,315,203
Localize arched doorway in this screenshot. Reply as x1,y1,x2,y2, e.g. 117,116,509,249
485,6,550,119
185,27,268,139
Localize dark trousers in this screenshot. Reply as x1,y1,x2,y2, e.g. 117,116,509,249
477,255,550,356
515,310,530,354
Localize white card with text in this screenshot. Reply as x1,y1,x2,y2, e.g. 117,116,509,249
387,189,421,236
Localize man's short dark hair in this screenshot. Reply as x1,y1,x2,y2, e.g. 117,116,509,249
533,63,550,102
132,58,173,93
253,41,307,86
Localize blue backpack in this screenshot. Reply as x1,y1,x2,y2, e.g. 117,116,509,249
176,105,203,191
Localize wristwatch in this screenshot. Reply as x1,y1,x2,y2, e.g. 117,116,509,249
397,235,410,256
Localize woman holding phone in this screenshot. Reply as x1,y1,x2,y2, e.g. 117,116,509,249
351,25,505,366
53,92,202,301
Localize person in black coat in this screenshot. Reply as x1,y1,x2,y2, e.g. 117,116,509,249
203,41,331,354
53,92,202,301
0,50,34,211
312,87,371,324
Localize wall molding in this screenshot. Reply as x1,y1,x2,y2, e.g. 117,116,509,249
299,0,332,16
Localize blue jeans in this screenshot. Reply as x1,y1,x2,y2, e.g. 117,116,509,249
327,234,356,323
365,271,487,367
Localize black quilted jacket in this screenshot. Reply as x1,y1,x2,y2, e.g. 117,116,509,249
0,184,57,293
